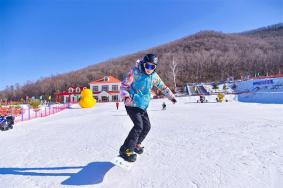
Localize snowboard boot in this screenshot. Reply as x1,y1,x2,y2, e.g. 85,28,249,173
119,147,137,162
134,145,144,154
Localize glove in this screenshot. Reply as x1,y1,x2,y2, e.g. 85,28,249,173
124,97,132,106
171,98,177,104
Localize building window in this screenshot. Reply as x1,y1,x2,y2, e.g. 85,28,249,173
93,86,99,91
76,87,81,93
112,95,118,101
102,96,109,102
112,85,118,91
102,85,109,91
68,88,74,93
104,76,110,82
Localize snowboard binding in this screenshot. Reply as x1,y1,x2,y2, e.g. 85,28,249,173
119,147,137,162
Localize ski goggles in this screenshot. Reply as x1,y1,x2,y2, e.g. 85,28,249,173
144,63,157,70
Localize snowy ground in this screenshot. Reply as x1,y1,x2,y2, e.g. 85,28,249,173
1,97,283,188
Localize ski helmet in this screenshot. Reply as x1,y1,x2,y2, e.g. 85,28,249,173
142,54,159,65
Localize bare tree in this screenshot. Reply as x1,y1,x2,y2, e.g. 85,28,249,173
170,56,178,91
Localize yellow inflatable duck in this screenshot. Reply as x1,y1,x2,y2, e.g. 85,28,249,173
217,93,225,103
79,89,96,108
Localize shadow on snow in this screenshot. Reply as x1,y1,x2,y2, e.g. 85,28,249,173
0,161,114,186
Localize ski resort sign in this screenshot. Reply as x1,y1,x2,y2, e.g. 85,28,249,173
253,79,274,86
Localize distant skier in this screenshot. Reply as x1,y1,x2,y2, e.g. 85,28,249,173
119,54,177,162
162,102,166,110
197,95,207,103
116,101,119,110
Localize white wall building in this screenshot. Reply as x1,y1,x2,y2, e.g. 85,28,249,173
89,76,122,102
235,76,283,104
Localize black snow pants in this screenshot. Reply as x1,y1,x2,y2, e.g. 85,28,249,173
121,106,151,151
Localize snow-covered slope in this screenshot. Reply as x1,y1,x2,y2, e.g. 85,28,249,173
1,98,283,188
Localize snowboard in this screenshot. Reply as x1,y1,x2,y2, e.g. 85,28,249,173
111,155,136,170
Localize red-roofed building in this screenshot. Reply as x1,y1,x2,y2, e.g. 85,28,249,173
89,76,121,102
55,86,87,103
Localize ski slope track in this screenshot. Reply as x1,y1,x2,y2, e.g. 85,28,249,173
1,97,283,188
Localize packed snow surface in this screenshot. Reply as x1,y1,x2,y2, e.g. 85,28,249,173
1,97,283,188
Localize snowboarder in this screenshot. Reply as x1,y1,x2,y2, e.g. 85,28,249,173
162,102,166,110
119,54,177,162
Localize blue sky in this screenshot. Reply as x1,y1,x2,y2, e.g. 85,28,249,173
0,0,282,90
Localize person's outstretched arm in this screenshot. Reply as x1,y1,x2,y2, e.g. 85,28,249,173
120,69,134,105
153,74,177,103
